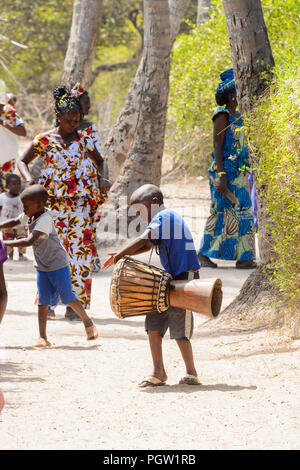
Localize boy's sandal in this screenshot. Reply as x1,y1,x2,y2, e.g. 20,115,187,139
85,325,99,341
179,374,201,385
138,376,167,388
33,338,52,348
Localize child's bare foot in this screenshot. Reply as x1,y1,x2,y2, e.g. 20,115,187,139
33,337,52,348
85,325,98,341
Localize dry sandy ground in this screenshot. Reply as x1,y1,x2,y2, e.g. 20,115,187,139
0,177,299,450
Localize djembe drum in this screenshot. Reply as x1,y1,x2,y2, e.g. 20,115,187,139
110,256,222,319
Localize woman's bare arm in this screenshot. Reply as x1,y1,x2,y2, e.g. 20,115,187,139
2,122,26,137
17,143,36,185
213,112,228,194
88,148,103,168
88,148,111,192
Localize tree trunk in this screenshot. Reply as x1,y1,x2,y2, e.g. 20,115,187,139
197,0,211,25
104,0,191,182
223,0,274,117
220,0,278,325
62,0,103,88
100,0,172,243
108,0,171,202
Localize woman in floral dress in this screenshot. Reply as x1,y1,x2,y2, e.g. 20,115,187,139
198,69,256,269
0,96,26,191
70,83,109,273
18,86,109,317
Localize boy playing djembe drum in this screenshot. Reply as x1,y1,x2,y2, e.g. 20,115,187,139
102,184,201,387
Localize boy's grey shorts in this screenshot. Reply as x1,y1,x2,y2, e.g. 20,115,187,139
145,271,199,341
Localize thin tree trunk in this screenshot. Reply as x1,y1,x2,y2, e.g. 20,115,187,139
107,0,171,210
63,0,103,88
197,0,211,25
104,0,191,182
223,0,274,117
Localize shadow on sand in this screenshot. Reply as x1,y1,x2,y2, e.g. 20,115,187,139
141,382,257,394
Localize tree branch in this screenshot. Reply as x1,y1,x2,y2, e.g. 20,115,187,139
90,60,136,85
128,8,144,42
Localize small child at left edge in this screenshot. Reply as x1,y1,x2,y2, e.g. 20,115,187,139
0,174,27,260
0,184,98,347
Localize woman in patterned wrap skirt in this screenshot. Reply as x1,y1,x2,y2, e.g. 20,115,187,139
18,86,110,317
198,69,257,269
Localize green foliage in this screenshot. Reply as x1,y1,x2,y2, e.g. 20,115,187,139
0,0,144,94
99,0,143,48
167,0,300,174
92,44,138,133
0,0,74,93
246,63,300,309
0,0,143,135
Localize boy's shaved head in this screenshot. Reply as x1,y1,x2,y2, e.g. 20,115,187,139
21,184,48,204
6,173,21,184
130,184,164,205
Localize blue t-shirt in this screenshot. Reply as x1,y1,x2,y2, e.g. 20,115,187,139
148,209,200,279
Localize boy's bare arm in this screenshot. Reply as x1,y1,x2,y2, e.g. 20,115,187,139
0,217,21,229
102,230,153,270
115,237,152,261
3,230,44,248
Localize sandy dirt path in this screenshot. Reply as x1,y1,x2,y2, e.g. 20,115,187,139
0,177,299,450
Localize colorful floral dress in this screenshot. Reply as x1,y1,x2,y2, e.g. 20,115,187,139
199,107,255,261
80,123,107,272
0,104,23,191
33,131,99,309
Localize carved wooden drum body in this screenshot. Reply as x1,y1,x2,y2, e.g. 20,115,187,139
110,256,222,319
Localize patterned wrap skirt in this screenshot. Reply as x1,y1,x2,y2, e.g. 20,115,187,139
199,171,256,261
47,196,96,309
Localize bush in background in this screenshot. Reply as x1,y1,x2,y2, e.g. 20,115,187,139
246,62,300,311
